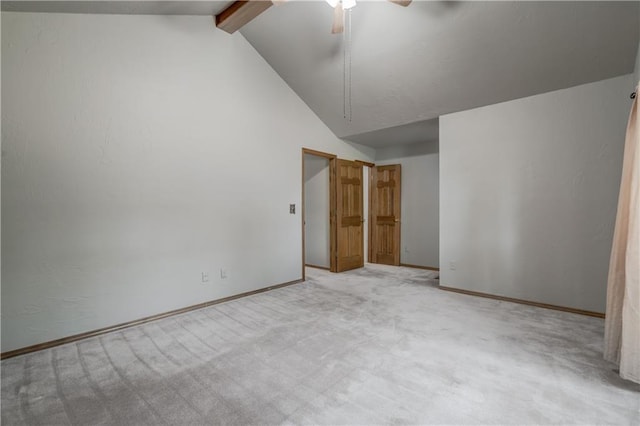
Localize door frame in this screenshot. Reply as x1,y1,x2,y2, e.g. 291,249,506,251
301,150,375,280
302,148,337,280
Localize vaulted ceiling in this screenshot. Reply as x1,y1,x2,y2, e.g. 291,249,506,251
1,1,233,16
240,1,639,146
3,1,639,148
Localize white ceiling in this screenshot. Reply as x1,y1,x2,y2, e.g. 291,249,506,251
1,1,233,15
3,1,638,148
240,1,639,146
346,117,439,148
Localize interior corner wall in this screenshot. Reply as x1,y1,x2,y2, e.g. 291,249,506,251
439,74,633,313
304,155,329,268
375,141,439,269
1,12,374,353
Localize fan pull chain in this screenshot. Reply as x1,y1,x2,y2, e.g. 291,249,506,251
340,4,353,122
342,12,347,120
347,8,352,122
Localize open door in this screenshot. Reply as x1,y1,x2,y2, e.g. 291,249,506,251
370,164,401,265
334,159,364,272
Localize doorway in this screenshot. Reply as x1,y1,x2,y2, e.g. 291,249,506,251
302,148,336,280
301,149,371,279
303,153,331,270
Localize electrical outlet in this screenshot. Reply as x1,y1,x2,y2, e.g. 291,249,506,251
290,204,296,214
449,261,457,271
405,246,409,253
201,272,209,283
220,269,228,279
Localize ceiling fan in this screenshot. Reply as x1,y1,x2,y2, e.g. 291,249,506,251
328,0,412,34
273,0,412,34
269,0,412,123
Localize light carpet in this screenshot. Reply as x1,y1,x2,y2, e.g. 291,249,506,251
2,264,639,425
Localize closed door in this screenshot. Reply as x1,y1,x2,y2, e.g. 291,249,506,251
334,159,364,272
370,164,401,265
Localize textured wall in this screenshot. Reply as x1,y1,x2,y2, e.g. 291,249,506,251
376,142,440,268
1,12,374,352
304,155,330,268
439,74,633,312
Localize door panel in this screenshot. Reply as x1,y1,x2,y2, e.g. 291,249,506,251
370,164,401,265
335,159,364,272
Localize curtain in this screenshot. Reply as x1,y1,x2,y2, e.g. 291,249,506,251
604,84,639,384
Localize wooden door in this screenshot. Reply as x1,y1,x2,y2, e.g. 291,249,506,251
334,159,364,272
370,164,401,265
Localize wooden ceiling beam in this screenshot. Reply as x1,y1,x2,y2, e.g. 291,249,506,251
215,1,273,34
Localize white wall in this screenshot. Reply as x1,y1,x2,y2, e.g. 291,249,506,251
304,155,329,268
376,141,439,268
634,41,640,87
440,74,633,313
1,12,374,353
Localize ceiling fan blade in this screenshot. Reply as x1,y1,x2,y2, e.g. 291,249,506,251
388,0,412,6
331,3,344,34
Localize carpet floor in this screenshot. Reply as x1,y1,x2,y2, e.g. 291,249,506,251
2,264,639,425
